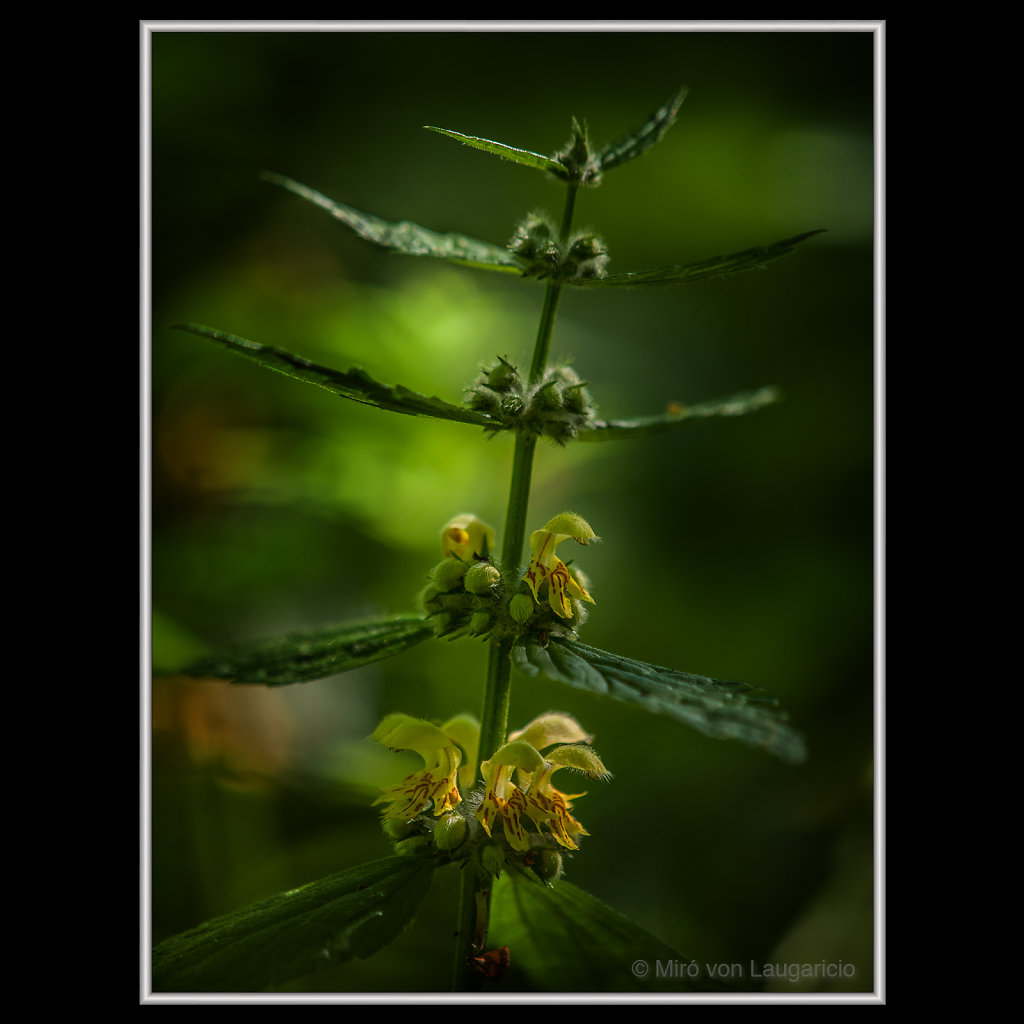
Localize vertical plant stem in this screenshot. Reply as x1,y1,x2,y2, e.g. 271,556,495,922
452,184,578,991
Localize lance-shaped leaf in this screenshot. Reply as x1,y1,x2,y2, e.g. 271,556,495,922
263,172,524,274
512,636,806,765
578,386,780,442
424,125,565,177
594,86,689,173
567,230,826,288
489,868,713,993
152,856,437,992
176,614,435,686
172,323,499,428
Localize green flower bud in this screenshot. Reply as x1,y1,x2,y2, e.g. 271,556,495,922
431,610,467,638
430,558,469,592
394,835,431,857
380,817,419,841
486,357,521,393
543,419,579,446
500,392,525,420
466,384,502,416
433,812,468,851
480,842,505,878
561,383,592,416
469,610,494,637
464,562,501,594
562,233,608,280
509,592,534,624
531,379,563,413
532,849,564,883
415,582,441,613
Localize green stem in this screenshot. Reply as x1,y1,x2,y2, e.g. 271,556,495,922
452,183,577,992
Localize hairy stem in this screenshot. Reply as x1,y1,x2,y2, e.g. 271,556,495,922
452,183,577,991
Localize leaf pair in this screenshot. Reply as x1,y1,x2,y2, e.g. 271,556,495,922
172,323,782,441
424,85,688,185
151,855,698,993
265,169,822,288
169,614,804,765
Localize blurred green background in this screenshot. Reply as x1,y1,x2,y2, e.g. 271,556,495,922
149,26,876,995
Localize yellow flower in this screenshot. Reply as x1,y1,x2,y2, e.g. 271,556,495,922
476,740,545,851
523,512,598,618
523,745,609,850
475,712,607,851
372,713,478,820
440,513,495,562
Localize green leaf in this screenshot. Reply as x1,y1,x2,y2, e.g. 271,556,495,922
424,125,565,177
177,614,435,685
568,230,826,288
512,637,806,765
595,86,689,173
489,869,707,993
263,172,523,274
578,386,780,442
172,323,499,428
152,856,437,992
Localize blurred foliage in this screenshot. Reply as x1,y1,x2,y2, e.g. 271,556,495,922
150,27,875,995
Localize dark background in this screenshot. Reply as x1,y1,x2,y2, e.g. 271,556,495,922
149,25,876,994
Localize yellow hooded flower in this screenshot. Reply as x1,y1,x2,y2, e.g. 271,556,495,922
523,512,598,618
475,739,545,851
372,713,477,820
522,744,609,850
475,712,607,851
440,513,495,562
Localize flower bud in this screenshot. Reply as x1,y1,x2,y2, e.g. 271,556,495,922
531,379,563,413
562,233,608,280
532,849,564,883
486,357,521,393
433,812,468,851
380,817,419,841
480,842,505,878
466,384,502,416
464,562,501,594
469,610,494,637
394,835,432,857
499,391,525,420
430,558,469,593
509,592,534,625
415,582,441,613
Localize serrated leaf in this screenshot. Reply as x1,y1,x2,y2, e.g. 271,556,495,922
177,614,435,685
512,637,806,765
263,172,524,274
595,86,689,173
172,323,498,428
424,125,565,177
152,856,436,992
490,869,707,993
578,386,780,441
568,230,826,288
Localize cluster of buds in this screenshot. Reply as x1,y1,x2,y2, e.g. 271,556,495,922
417,514,503,640
466,356,598,444
506,212,609,283
373,710,610,882
551,117,602,187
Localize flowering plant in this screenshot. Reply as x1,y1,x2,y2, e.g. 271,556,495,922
153,88,816,994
